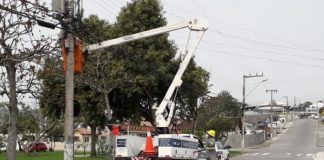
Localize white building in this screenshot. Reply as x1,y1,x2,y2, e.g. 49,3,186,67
306,101,323,115
255,100,287,113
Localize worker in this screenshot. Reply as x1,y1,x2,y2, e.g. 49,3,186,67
204,130,217,160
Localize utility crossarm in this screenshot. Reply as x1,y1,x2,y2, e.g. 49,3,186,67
86,18,208,129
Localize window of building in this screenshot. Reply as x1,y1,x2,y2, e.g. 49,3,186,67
84,137,90,142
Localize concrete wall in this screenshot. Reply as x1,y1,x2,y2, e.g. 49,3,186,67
245,114,270,124
225,131,265,148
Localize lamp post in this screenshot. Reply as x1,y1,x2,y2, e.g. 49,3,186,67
241,73,264,153
266,89,278,140
246,79,268,97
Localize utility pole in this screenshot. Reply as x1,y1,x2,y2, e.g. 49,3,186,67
241,73,264,153
283,96,288,112
294,96,296,112
62,0,75,159
266,89,278,140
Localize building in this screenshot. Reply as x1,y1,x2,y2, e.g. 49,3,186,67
255,100,287,113
306,101,324,116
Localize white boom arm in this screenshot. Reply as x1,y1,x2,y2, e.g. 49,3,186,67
87,18,208,51
155,24,207,128
87,18,208,128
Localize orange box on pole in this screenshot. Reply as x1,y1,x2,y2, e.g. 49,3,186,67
61,38,84,73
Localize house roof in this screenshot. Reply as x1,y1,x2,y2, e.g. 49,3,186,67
75,128,100,135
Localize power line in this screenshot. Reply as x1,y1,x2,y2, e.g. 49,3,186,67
161,1,324,53
195,47,324,69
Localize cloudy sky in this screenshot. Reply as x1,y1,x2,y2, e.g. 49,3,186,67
81,0,324,106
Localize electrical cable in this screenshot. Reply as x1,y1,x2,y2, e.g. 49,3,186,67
194,47,324,69
161,0,324,53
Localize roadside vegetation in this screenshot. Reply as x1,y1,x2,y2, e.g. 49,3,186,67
0,151,107,160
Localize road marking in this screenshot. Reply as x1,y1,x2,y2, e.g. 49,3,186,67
251,153,259,156
242,153,249,156
262,153,270,155
306,154,312,157
286,153,291,155
296,153,302,156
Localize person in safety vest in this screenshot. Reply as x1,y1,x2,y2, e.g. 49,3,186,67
204,130,217,160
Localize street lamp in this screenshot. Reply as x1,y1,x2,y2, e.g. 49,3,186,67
246,79,268,97
241,73,264,153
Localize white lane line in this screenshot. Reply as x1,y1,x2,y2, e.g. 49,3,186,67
306,154,312,157
296,153,302,156
262,153,270,155
286,153,291,156
251,153,259,156
242,153,249,156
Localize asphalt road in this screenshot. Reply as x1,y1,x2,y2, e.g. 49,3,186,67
231,118,323,160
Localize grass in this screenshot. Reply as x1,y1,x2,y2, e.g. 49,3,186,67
0,150,244,159
0,151,108,160
229,150,245,157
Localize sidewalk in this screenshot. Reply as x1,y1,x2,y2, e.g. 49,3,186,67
313,151,324,160
315,120,324,147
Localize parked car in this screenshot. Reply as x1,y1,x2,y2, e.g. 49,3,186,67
28,142,48,152
215,141,231,160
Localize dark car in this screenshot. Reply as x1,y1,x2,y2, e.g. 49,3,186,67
28,142,48,152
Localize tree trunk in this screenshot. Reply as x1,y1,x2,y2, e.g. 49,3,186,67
90,125,97,157
104,93,112,120
6,65,18,160
18,141,22,151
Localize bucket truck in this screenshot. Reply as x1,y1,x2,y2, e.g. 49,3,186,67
87,18,208,159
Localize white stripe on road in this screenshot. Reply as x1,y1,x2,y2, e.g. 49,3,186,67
251,153,259,156
286,153,291,155
296,153,302,156
262,153,270,155
306,154,312,157
242,153,249,156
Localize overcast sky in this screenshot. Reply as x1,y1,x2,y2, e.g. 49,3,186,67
81,0,324,106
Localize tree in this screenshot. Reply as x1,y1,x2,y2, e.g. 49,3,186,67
207,116,234,137
107,0,209,125
77,86,108,157
16,104,40,151
0,1,54,159
196,90,241,136
301,101,312,111
0,102,58,153
176,61,209,133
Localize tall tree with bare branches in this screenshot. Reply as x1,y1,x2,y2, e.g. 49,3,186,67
0,1,55,159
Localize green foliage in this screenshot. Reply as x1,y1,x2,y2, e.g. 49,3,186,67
39,0,209,128
108,0,209,124
47,123,64,138
177,62,209,120
39,57,65,121
77,86,107,129
207,116,234,136
197,90,241,134
0,151,107,160
17,105,41,138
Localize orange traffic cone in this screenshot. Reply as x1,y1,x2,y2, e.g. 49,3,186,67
143,131,155,157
